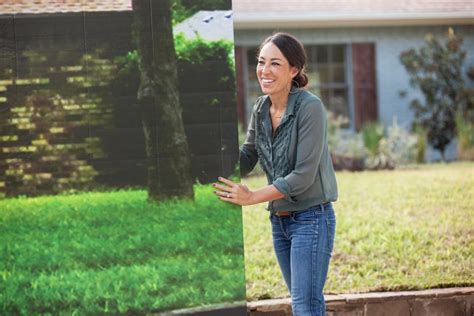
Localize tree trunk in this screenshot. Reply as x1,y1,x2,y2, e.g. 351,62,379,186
440,149,446,162
132,0,194,201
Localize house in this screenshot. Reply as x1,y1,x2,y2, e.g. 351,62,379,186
232,0,474,161
173,10,234,42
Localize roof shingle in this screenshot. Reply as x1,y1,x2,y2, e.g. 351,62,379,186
232,0,474,28
232,0,474,14
0,0,131,14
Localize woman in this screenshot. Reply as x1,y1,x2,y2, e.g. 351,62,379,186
213,32,338,316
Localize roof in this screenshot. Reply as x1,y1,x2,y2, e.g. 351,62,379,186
232,0,474,29
173,10,234,42
0,0,131,15
1,0,472,28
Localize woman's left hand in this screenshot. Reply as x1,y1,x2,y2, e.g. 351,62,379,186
213,177,254,206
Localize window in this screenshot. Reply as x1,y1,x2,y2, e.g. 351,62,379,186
307,45,349,127
246,44,350,127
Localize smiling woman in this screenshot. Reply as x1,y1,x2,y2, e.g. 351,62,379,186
214,32,338,316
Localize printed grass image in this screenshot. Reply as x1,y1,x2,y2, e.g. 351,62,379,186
0,185,245,314
243,162,473,300
0,1,245,314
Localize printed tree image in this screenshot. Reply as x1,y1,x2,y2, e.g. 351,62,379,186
400,28,474,161
132,0,194,201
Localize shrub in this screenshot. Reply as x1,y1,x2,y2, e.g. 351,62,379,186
328,113,418,170
456,113,474,160
413,124,427,163
362,122,385,156
366,118,418,169
327,113,367,171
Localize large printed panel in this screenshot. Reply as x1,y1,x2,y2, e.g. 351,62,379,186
0,1,246,314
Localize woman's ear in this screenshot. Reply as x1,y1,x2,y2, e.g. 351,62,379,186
290,67,299,79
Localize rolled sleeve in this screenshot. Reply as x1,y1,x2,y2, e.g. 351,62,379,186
273,177,296,203
275,98,326,199
239,105,259,177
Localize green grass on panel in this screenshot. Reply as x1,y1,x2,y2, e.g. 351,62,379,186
0,185,246,314
243,162,474,300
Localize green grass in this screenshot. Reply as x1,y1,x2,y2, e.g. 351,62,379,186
0,185,246,315
242,162,474,300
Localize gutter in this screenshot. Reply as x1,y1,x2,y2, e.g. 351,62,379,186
233,11,474,29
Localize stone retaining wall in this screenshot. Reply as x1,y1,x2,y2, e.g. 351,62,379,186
247,287,473,316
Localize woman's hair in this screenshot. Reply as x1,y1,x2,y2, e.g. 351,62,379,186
258,32,309,88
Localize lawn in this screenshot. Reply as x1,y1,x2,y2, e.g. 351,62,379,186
0,185,246,314
242,161,474,300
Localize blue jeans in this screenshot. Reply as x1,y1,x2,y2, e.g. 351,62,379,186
270,203,336,316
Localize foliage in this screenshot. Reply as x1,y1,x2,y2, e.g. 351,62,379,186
110,50,141,94
112,34,234,97
242,162,474,299
0,185,245,314
174,33,234,68
327,112,367,159
361,122,385,156
455,113,474,160
327,113,418,170
365,119,418,170
413,124,427,163
326,112,366,171
4,92,98,196
331,131,367,160
171,0,232,24
327,111,349,149
399,28,474,161
1,50,113,197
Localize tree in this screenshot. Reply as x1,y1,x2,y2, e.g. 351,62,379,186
171,0,232,24
132,0,194,201
400,28,474,161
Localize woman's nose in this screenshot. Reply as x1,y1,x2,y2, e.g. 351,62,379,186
261,63,270,75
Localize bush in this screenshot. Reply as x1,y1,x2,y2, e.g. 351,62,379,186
413,124,427,163
327,113,367,171
328,113,418,170
456,113,474,160
366,118,418,169
362,122,385,156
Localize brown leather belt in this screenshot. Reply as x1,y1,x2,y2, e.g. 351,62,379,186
274,202,331,217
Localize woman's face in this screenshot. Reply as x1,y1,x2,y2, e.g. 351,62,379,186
256,42,298,97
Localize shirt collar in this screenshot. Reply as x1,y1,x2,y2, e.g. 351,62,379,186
258,87,303,118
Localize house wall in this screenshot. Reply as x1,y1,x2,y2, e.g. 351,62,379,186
235,24,474,161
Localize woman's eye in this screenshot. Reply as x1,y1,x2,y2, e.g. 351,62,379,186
272,62,280,66
257,60,264,65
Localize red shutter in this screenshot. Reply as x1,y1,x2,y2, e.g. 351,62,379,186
352,43,378,130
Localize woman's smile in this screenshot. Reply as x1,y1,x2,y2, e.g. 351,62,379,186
256,42,297,98
261,78,276,87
